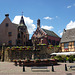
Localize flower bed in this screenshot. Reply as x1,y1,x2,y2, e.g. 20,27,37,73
14,59,57,66
6,46,32,50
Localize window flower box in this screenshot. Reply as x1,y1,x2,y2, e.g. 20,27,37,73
65,48,69,51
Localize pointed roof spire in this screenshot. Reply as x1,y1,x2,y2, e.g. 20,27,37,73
22,12,23,16
19,12,26,26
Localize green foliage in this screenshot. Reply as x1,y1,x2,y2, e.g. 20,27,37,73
61,55,66,59
16,46,19,48
69,55,74,59
26,59,30,62
73,58,75,61
37,44,46,45
66,57,69,61
35,59,41,62
53,55,66,62
7,47,10,49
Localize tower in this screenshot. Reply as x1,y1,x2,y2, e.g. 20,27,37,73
19,16,26,26
37,19,40,28
17,15,29,45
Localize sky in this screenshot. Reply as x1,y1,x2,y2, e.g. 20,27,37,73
0,0,75,39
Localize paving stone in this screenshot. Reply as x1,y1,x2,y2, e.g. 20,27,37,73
0,62,75,75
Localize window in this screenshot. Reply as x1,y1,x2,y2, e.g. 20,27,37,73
6,23,9,27
26,37,27,40
24,35,25,38
52,40,55,46
48,39,51,45
8,32,12,36
18,40,20,43
64,43,69,49
8,40,12,45
18,33,20,38
74,42,75,47
56,41,59,45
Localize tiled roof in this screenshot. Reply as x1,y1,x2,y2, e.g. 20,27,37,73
42,28,60,38
60,28,75,43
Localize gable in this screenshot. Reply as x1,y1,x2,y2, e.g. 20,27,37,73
60,28,75,43
32,28,46,38
1,16,12,25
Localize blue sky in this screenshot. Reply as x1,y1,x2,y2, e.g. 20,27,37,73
0,0,75,39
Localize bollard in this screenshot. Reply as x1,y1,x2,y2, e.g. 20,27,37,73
52,64,54,72
15,61,17,66
65,64,68,71
23,65,25,72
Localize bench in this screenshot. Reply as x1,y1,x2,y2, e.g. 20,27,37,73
31,66,49,72
69,66,75,69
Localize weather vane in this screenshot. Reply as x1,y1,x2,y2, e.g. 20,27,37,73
22,12,24,16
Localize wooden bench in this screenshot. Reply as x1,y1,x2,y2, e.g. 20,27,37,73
31,66,49,72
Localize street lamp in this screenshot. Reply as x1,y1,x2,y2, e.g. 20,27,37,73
2,43,5,62
41,39,43,44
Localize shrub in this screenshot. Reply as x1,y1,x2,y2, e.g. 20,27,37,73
69,55,74,61
73,58,75,61
66,57,69,61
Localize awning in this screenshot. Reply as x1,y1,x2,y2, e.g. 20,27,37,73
50,52,75,56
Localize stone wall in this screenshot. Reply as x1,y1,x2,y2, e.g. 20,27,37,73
36,45,60,59
1,45,60,61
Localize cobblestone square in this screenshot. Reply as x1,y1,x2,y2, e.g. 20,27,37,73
0,62,75,75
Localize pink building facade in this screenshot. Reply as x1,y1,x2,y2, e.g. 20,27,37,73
32,19,60,46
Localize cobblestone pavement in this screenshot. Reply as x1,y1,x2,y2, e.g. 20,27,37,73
0,62,75,75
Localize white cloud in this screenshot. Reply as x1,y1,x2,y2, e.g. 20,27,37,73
43,16,53,20
66,20,75,30
58,30,61,33
60,32,63,36
67,5,71,8
59,20,75,37
56,16,58,18
41,25,54,30
12,16,36,34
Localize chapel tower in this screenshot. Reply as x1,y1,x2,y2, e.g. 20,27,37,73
17,15,29,45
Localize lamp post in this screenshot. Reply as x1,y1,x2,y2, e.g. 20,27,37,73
2,43,5,62
41,39,43,44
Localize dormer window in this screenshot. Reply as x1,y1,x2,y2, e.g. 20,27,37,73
6,23,9,27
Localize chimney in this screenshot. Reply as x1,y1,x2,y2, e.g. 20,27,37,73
37,19,40,28
5,14,9,17
64,29,66,32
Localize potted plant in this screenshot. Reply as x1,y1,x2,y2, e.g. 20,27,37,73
34,59,41,63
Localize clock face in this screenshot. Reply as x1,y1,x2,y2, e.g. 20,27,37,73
20,24,24,26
